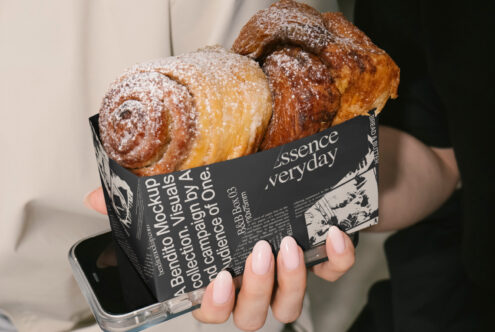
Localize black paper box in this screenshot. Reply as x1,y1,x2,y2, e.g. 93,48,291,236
90,112,379,302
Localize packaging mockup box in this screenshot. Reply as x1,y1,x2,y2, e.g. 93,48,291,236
89,111,379,303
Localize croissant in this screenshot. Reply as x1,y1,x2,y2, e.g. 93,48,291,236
98,46,272,176
232,0,400,148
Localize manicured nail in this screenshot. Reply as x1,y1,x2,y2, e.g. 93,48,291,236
328,226,346,254
251,240,272,275
212,271,232,305
280,237,300,271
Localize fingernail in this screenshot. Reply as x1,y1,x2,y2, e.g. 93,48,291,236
212,271,232,305
328,226,346,254
280,237,300,271
251,240,272,275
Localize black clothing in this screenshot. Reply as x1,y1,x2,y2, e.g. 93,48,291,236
350,0,495,330
350,193,483,331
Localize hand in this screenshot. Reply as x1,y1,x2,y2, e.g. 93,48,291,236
84,187,355,331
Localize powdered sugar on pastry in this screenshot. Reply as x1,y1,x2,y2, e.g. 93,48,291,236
233,0,399,126
99,46,272,176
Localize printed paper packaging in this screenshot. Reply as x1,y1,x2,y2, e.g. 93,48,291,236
89,111,379,302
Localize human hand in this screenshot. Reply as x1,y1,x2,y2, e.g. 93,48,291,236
84,187,355,331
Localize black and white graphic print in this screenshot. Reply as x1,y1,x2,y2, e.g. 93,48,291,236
305,134,378,246
93,127,134,236
90,111,379,302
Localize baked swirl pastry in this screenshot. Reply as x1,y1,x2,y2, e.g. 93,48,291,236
99,1,400,174
232,0,400,147
99,46,272,176
260,46,340,150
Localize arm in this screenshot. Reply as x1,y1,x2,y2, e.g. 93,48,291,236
370,125,460,232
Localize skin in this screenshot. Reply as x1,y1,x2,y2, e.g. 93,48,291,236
372,126,460,232
84,125,459,331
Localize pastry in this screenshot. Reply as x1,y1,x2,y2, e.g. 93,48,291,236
99,0,400,173
232,0,400,149
98,46,272,176
259,46,340,150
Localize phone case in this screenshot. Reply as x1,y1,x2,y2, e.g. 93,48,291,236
69,232,336,332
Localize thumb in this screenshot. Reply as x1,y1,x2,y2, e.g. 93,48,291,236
311,226,355,282
83,187,108,215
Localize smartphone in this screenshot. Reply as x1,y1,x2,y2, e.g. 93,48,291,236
69,231,355,331
69,231,202,332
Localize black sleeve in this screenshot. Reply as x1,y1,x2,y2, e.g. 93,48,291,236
378,75,451,148
354,0,451,148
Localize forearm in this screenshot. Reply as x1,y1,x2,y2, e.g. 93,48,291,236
368,125,460,232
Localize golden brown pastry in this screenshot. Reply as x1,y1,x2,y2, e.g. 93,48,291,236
232,0,400,134
99,1,400,174
99,46,272,176
232,0,330,60
260,46,340,150
319,12,400,124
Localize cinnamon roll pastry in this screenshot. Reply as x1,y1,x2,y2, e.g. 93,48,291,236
99,46,272,176
232,0,400,131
